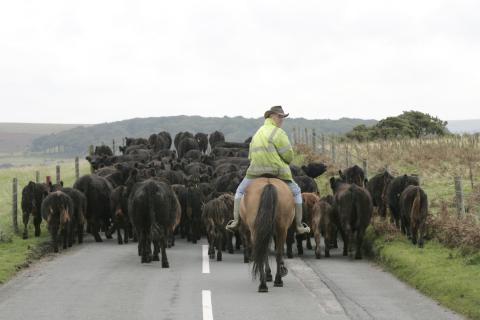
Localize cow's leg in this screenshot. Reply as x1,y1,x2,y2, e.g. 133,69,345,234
296,234,304,256
34,213,42,237
22,212,30,239
216,232,223,261
161,231,169,268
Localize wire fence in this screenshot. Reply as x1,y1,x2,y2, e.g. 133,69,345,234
290,127,480,217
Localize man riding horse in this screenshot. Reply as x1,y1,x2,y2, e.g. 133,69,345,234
226,106,311,235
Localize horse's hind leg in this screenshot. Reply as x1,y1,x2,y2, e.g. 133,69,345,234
265,259,272,282
258,263,268,293
274,253,286,287
286,227,294,258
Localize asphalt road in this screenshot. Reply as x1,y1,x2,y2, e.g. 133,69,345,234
0,235,463,320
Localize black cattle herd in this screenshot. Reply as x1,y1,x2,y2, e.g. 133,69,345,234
20,130,428,268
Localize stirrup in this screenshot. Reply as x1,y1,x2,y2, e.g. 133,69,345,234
226,220,238,232
296,223,310,235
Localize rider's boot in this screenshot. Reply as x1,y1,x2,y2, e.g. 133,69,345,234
295,203,311,234
226,198,241,232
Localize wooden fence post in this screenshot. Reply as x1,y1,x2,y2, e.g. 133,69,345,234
112,139,116,156
89,145,94,173
35,171,40,183
321,134,325,154
75,157,80,180
56,165,61,185
312,129,316,151
363,159,368,179
454,176,465,216
305,128,309,146
12,178,18,234
293,127,298,145
345,145,350,167
331,140,336,164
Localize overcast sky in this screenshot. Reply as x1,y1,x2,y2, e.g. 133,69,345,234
1,1,479,124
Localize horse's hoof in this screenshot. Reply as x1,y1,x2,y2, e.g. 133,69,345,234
325,252,330,258
162,261,170,268
244,258,249,263
287,253,293,259
209,254,215,259
280,266,288,277
258,285,268,293
228,249,234,254
266,274,273,282
217,256,222,262
315,253,321,259
22,234,28,240
274,281,283,287
152,255,160,262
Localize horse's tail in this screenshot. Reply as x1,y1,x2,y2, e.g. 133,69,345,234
252,183,277,279
410,187,421,230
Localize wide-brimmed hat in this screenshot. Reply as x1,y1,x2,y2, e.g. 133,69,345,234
264,106,289,119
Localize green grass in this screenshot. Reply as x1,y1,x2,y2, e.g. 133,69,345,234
365,229,480,320
0,158,90,283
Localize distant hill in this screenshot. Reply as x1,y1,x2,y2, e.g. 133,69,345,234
447,120,480,134
30,116,377,156
0,123,89,154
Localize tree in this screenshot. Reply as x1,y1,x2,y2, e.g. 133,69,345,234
399,110,449,138
375,116,416,139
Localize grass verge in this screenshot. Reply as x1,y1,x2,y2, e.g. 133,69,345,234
0,158,90,284
364,227,480,320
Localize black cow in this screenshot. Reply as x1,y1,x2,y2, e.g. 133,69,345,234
302,162,327,179
294,176,318,193
59,187,87,245
195,133,209,154
209,131,225,149
158,131,172,150
330,177,373,259
128,179,180,266
21,181,49,239
339,165,365,187
41,191,74,253
174,131,194,151
178,137,200,158
366,170,394,218
400,185,428,247
94,145,113,156
73,174,113,242
386,174,420,228
110,185,132,245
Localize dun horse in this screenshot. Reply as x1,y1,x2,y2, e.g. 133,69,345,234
240,178,294,293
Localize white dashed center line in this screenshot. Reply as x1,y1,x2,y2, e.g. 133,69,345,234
202,290,214,320
202,244,210,274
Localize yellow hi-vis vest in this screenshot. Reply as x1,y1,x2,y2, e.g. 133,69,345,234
246,118,294,181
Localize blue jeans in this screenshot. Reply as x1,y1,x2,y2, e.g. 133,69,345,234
235,177,302,204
